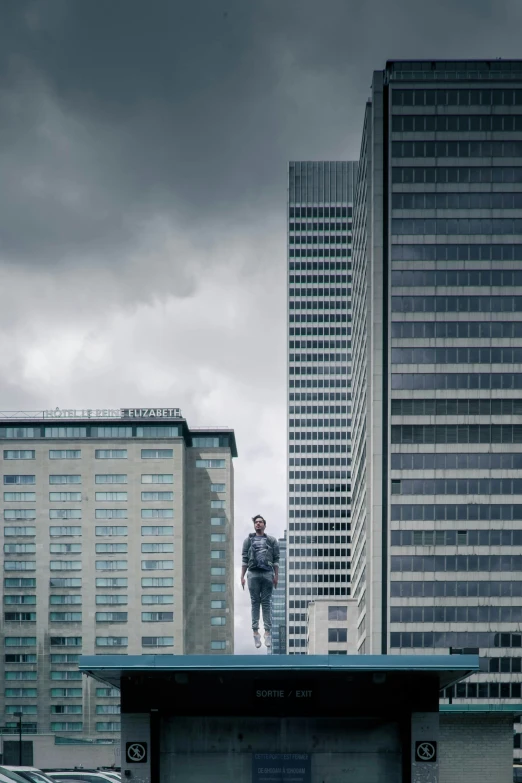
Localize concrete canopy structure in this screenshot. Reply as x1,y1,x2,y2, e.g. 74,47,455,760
77,653,520,783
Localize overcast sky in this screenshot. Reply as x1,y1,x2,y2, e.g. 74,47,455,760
0,0,521,654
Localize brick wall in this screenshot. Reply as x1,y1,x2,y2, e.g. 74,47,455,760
439,712,513,783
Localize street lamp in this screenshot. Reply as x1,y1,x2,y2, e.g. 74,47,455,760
13,712,22,765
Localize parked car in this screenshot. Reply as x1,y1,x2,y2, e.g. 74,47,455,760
2,769,60,783
0,769,30,783
44,772,118,783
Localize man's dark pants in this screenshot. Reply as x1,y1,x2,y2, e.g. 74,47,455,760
247,569,274,633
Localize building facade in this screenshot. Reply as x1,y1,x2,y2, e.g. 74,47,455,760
0,408,236,741
307,597,358,654
350,59,522,755
270,533,287,654
287,161,356,653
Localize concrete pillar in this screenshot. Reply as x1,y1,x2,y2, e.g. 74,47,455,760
411,711,439,783
121,713,151,783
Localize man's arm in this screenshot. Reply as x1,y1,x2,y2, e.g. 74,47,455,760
273,564,279,589
241,538,249,589
241,565,247,590
272,537,280,587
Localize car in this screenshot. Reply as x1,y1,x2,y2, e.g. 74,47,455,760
44,773,118,783
2,769,61,783
0,769,29,783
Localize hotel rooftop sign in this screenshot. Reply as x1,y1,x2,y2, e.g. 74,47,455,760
0,408,183,421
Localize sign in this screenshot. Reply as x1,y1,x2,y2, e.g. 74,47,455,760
252,754,311,783
253,684,314,702
415,741,437,762
43,407,182,420
126,741,148,763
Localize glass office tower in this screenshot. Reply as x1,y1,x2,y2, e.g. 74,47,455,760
287,161,356,654
351,60,522,756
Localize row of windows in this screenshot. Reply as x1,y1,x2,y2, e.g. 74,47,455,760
391,605,522,623
289,445,351,454
391,88,522,106
391,398,522,417
289,222,351,232
3,492,175,502
445,682,522,700
288,264,350,275
289,548,349,557
289,432,349,441
392,166,522,184
391,424,522,444
289,484,350,493
391,503,522,521
2,449,177,460
3,561,176,572
392,141,522,158
0,426,181,439
391,529,522,547
391,114,522,132
289,236,349,245
392,478,522,496
392,347,522,364
289,276,350,285
392,295,522,312
392,243,522,262
393,218,522,235
288,249,350,259
391,320,522,339
289,535,349,544
289,354,349,363
289,301,350,312
392,373,522,390
392,191,522,210
391,555,522,571
289,207,351,218
391,269,522,288
288,574,349,583
3,525,179,538
3,474,174,485
390,580,522,598
390,631,522,648
3,509,178,520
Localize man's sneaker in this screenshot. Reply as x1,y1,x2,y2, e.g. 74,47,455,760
253,632,262,648
264,632,272,648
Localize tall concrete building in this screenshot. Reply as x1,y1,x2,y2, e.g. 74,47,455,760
0,407,236,741
351,59,522,753
270,532,287,654
287,161,356,654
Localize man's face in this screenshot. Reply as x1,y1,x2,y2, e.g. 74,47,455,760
254,517,266,534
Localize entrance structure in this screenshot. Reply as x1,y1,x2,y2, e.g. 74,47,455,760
80,654,516,783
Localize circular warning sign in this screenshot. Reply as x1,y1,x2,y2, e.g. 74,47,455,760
126,741,148,763
415,741,437,762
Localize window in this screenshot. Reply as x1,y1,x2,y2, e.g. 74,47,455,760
211,600,226,609
141,491,173,501
95,637,127,647
328,628,347,643
5,671,37,680
95,475,127,484
95,543,128,554
141,543,173,553
91,427,132,438
95,561,127,571
141,474,173,484
96,595,128,605
4,492,35,501
141,577,173,587
192,437,220,447
211,583,226,592
95,578,128,587
50,637,82,646
211,616,226,625
96,687,120,696
211,500,225,509
4,475,35,485
45,426,86,438
4,653,37,662
49,475,81,484
211,517,225,526
4,595,36,605
4,510,36,520
211,534,226,542
136,426,179,438
50,579,82,589
142,636,173,647
211,567,226,575
211,641,226,650
328,606,347,621
4,527,36,537
141,594,173,604
4,612,36,622
4,578,36,588
50,688,82,697
211,550,225,559
95,526,128,537
96,704,120,714
49,492,82,502
5,705,37,714
50,561,81,571
211,484,226,492
49,612,82,622
95,509,128,519
50,721,83,731
95,450,128,459
196,460,226,468
50,544,82,554
141,612,173,622
95,722,120,731
51,654,80,663
95,492,127,501
5,637,36,647
49,450,81,459
141,526,173,536
4,562,36,571
5,687,37,697
141,449,173,459
50,595,82,605
0,428,37,439
141,560,173,570
95,612,128,622
3,451,35,460
50,671,82,680
141,509,174,519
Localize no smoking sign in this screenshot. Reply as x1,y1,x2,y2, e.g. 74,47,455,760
415,740,437,763
126,741,148,763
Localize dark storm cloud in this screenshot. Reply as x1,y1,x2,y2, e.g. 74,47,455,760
0,0,521,265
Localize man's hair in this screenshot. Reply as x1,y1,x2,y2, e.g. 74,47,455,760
252,515,266,525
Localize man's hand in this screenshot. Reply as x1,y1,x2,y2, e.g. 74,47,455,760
273,576,278,589
241,576,245,590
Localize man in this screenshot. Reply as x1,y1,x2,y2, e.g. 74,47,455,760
241,515,280,649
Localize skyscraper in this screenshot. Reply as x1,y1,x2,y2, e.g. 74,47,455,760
0,408,236,742
270,533,287,654
351,59,522,753
287,161,356,654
